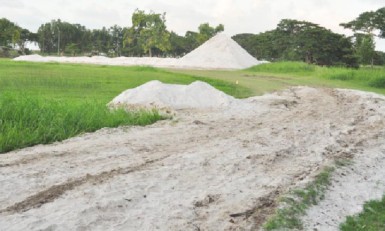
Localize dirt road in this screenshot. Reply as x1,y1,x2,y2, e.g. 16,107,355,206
1,87,384,230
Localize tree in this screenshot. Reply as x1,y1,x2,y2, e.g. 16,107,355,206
341,7,385,37
341,7,385,65
14,28,36,54
355,34,376,65
109,25,124,56
124,10,171,57
233,19,358,67
0,18,18,47
168,32,188,57
0,18,36,55
64,43,80,56
197,23,224,44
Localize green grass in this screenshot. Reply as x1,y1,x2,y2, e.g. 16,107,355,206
247,61,316,75
246,62,385,94
264,167,335,230
340,195,385,231
0,60,250,101
171,62,385,97
0,59,248,153
0,93,163,153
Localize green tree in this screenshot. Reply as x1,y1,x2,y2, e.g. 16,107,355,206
197,23,224,44
38,19,94,55
0,18,36,55
109,25,124,56
64,43,80,56
14,28,36,54
0,18,21,47
233,19,357,67
341,7,385,65
168,32,188,57
125,10,171,57
355,34,376,65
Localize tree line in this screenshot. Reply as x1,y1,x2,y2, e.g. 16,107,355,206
1,7,384,67
0,10,224,58
233,7,385,67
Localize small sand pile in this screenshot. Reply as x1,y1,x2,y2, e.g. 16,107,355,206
108,80,237,110
14,34,262,69
178,33,261,69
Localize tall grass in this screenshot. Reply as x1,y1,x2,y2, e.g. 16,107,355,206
247,62,316,75
0,59,248,153
0,93,163,153
248,61,385,90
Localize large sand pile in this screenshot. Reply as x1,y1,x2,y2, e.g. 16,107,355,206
2,86,385,230
108,80,238,110
178,33,261,69
14,34,262,69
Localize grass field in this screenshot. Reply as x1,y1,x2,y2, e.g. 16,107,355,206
171,61,385,96
0,59,249,153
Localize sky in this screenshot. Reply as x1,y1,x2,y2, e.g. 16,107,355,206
1,0,384,51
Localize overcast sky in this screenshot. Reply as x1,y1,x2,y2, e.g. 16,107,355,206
1,0,384,51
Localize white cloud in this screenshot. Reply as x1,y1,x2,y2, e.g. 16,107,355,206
1,0,384,50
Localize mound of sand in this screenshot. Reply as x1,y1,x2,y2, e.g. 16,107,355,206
108,80,237,110
178,33,261,69
14,34,262,70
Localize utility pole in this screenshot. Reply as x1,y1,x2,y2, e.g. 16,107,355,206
57,28,60,56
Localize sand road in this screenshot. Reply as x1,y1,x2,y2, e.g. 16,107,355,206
1,87,385,230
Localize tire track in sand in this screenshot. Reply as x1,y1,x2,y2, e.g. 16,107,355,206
0,155,169,214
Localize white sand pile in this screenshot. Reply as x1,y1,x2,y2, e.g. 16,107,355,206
178,33,261,69
108,80,237,110
14,34,262,69
13,55,179,68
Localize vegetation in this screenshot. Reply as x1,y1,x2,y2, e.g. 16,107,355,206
233,19,359,67
0,18,36,56
0,94,163,153
233,7,385,67
341,7,385,66
0,59,248,153
35,11,223,57
171,61,385,100
340,195,385,231
247,62,385,91
125,10,171,57
264,167,335,230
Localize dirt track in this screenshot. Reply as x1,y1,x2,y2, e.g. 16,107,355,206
1,87,385,230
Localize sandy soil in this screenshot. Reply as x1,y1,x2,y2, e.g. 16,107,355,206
1,87,385,231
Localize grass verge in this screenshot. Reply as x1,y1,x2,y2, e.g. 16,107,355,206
340,195,385,231
0,93,164,153
263,167,335,230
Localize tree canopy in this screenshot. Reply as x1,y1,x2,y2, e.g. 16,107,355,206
0,18,36,55
124,10,171,57
341,7,385,38
233,19,358,67
340,7,385,66
32,11,224,57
